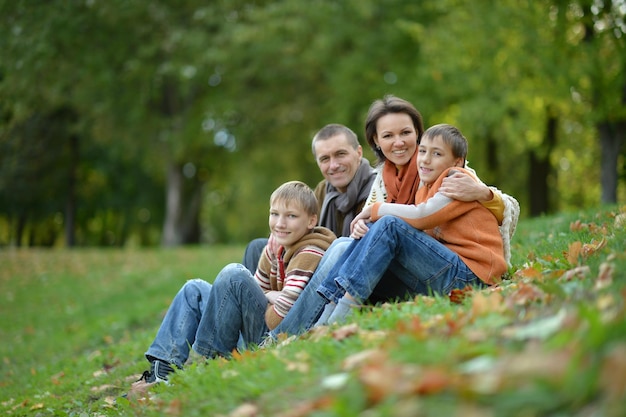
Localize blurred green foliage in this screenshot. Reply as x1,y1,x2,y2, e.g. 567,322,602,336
0,0,624,246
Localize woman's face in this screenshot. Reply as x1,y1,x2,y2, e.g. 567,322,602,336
373,112,418,168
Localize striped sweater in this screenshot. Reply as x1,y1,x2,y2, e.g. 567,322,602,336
370,167,507,285
255,226,336,329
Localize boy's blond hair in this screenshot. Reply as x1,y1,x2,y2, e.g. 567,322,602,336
270,181,319,217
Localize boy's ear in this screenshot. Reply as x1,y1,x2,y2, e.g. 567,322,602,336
454,157,464,167
308,214,318,229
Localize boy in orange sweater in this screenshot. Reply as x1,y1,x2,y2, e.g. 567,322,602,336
316,124,507,324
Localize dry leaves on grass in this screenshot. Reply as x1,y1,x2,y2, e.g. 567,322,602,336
565,238,607,265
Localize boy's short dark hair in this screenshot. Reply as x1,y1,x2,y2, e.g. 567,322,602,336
422,124,468,166
270,181,319,217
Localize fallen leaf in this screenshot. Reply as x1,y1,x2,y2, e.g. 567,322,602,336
581,238,607,258
90,384,116,393
228,402,258,417
166,398,182,416
342,349,385,371
565,241,582,265
320,373,350,390
506,282,545,306
396,316,426,339
471,291,504,316
276,396,332,417
501,308,568,340
51,371,65,385
594,262,614,290
331,323,359,341
560,265,590,281
413,367,451,395
449,286,474,304
514,266,543,280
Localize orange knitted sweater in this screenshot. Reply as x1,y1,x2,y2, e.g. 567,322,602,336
371,167,506,285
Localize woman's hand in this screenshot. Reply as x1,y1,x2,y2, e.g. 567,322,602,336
440,172,493,202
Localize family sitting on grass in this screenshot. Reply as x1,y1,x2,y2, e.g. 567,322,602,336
130,95,519,393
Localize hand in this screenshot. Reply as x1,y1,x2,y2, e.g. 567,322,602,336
265,290,281,304
350,206,373,239
350,219,370,239
440,172,493,202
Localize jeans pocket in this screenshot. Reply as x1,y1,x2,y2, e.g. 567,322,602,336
443,272,479,295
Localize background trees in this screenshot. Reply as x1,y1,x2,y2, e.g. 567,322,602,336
1,0,624,247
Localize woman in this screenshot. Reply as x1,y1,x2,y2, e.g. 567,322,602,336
266,95,519,339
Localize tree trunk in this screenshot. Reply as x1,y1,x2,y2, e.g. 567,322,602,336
598,121,625,204
161,162,203,246
528,110,558,216
65,133,79,247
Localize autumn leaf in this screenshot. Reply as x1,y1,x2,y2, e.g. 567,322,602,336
471,291,504,316
228,402,258,417
594,262,614,290
395,316,426,339
449,286,474,304
581,238,607,258
276,396,333,417
331,323,359,341
505,282,546,306
342,349,386,371
501,308,568,340
559,265,590,281
566,241,582,265
514,266,543,280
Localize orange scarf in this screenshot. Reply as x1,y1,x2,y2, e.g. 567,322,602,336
382,151,419,204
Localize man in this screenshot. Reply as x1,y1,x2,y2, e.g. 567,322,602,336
242,124,376,271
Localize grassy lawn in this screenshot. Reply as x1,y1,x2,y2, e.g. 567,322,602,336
1,206,625,416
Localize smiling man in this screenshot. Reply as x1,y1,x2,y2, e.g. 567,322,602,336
242,124,376,272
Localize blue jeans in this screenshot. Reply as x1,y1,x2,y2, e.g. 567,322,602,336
242,238,268,273
267,237,353,339
318,216,479,303
267,235,427,338
145,264,267,367
145,278,213,368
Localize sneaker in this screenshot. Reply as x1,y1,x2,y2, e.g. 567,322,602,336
118,360,175,402
135,360,175,385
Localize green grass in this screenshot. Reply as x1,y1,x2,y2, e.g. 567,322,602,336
2,206,625,416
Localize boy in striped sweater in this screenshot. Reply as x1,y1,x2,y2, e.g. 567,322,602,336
133,181,335,388
316,124,507,324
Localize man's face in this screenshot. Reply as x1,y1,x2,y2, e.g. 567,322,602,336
314,134,363,193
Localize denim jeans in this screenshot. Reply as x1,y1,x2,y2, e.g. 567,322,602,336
268,237,353,338
242,237,268,273
145,278,214,368
317,216,479,303
145,264,267,367
267,235,429,339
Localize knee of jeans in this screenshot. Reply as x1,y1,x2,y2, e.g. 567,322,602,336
214,263,250,289
182,278,206,296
